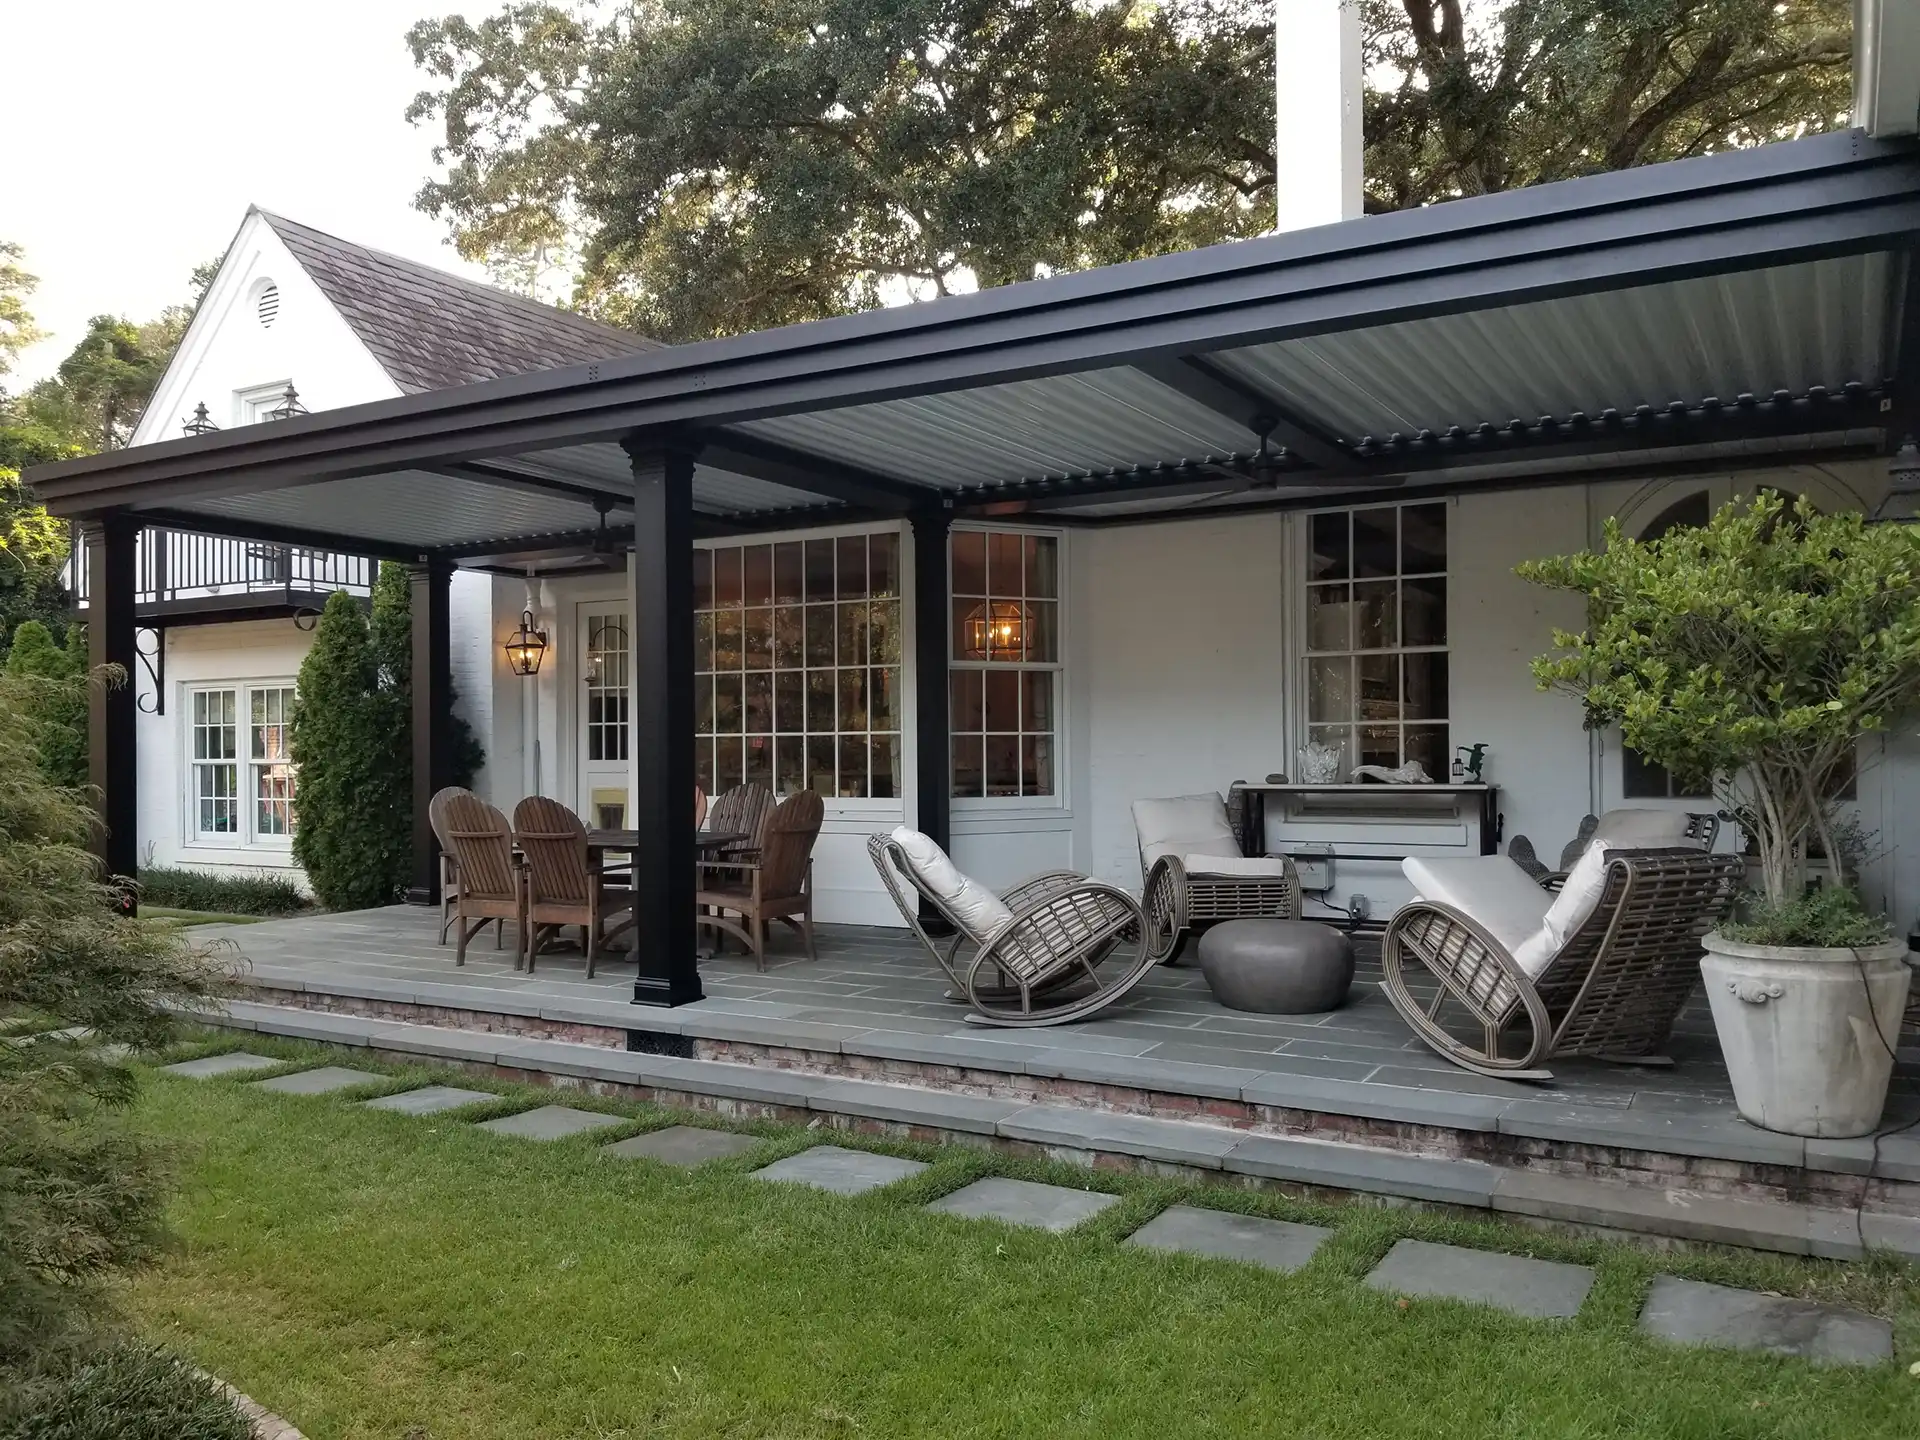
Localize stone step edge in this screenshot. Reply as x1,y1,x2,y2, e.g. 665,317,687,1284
192,998,1912,1263
231,972,1916,1184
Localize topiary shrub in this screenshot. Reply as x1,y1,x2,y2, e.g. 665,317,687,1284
1521,492,1920,917
1,1343,253,1440
288,590,403,910
3,620,86,790
289,570,483,911
0,665,226,1382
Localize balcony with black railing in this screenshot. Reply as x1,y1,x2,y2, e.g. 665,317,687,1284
70,526,374,624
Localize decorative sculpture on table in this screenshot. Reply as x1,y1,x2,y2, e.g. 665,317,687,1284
1297,742,1341,785
1351,760,1434,784
1453,743,1488,782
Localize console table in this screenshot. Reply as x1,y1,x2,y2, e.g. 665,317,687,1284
1236,783,1499,922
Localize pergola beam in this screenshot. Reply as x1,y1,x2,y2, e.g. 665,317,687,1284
30,131,1918,520
425,459,633,511
132,508,419,562
695,431,925,513
1130,355,1359,472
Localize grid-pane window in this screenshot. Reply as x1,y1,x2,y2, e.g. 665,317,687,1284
950,529,1060,799
694,531,902,799
250,687,297,836
584,614,630,762
1305,503,1448,780
192,689,239,835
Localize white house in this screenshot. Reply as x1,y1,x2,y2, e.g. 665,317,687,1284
111,208,651,884
77,149,1920,952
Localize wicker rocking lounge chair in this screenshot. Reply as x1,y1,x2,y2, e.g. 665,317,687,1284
1132,793,1300,964
1382,847,1742,1079
868,829,1156,1027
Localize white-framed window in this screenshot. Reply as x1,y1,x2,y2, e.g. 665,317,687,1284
694,529,903,800
950,527,1061,800
190,689,240,837
234,380,294,426
583,614,630,762
1305,501,1448,780
250,686,297,836
189,681,298,845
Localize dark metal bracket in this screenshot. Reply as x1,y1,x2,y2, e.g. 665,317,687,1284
134,626,164,715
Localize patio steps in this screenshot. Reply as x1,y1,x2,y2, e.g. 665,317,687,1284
198,997,1919,1263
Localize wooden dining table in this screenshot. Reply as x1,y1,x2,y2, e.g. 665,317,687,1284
585,827,747,858
586,828,748,958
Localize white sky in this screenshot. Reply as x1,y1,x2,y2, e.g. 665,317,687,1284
2,0,486,386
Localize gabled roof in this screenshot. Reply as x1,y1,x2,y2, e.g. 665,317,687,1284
258,210,658,394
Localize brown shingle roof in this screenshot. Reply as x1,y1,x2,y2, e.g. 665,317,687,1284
259,210,656,393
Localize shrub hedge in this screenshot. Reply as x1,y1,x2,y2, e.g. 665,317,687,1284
135,866,309,918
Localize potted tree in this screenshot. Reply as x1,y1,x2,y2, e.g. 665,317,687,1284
1519,492,1920,1137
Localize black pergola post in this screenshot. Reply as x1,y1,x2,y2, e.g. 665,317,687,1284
407,556,455,905
84,516,140,898
911,508,951,879
626,439,702,1007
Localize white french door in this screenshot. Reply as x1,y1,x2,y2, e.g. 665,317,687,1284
576,605,631,827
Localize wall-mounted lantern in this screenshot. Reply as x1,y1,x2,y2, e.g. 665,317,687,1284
503,609,549,676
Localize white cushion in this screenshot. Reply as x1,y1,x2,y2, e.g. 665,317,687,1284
889,827,1013,937
1590,808,1694,848
1132,794,1239,872
1539,836,1622,954
1182,854,1294,880
1401,856,1554,959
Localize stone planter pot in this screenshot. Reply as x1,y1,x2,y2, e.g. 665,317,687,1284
1699,932,1912,1138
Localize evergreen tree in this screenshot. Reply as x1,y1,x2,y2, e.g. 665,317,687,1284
2,621,87,790
0,665,225,1382
0,469,73,662
289,592,408,909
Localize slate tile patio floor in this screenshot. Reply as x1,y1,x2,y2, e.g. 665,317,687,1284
197,905,1920,1135
160,1055,1904,1369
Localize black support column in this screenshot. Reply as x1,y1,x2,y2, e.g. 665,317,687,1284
911,508,952,872
407,556,455,905
84,516,140,895
626,439,702,1007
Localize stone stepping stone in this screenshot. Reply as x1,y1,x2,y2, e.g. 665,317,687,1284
751,1144,928,1196
162,1052,282,1079
926,1176,1121,1232
360,1085,497,1117
476,1105,626,1141
604,1125,763,1167
1639,1276,1893,1368
253,1065,382,1096
1365,1238,1594,1320
1125,1204,1332,1273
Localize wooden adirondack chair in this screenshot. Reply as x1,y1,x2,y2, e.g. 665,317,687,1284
439,791,525,967
513,795,636,977
695,790,824,970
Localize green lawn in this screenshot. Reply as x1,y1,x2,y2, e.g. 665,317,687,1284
141,906,267,928
127,1037,1920,1439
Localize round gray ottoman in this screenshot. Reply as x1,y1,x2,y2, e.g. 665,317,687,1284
1197,919,1354,1014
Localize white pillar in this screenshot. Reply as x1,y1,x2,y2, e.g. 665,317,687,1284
1275,0,1364,231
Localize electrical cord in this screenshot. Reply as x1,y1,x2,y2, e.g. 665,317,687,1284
1844,944,1917,1257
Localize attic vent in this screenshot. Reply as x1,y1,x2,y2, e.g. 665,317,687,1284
255,282,280,329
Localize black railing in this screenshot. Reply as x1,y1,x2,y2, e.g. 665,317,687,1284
70,526,373,611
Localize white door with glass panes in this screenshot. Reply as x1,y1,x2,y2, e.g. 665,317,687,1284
577,607,631,828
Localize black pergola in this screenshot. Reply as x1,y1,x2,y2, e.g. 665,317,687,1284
30,128,1920,1009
